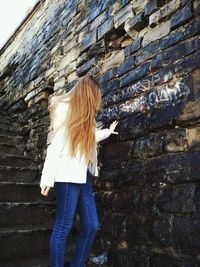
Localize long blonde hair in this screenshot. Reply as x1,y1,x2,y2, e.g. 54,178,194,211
48,74,102,165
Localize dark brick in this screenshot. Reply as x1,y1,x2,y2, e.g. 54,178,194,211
119,159,145,186
77,57,97,75
163,128,187,152
144,0,160,17
81,30,97,51
103,88,121,107
160,29,185,50
119,61,151,87
173,215,200,254
185,17,200,39
135,40,160,65
97,67,118,84
132,133,164,159
124,36,141,57
157,184,197,213
151,38,200,70
194,0,200,15
128,12,148,32
99,141,133,166
119,112,148,140
173,50,200,77
171,2,193,30
109,247,150,267
187,150,200,181
147,102,185,130
101,79,119,96
116,55,136,76
97,17,114,40
151,253,200,267
88,39,106,57
144,152,189,184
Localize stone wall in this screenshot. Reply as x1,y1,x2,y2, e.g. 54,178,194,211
0,0,200,266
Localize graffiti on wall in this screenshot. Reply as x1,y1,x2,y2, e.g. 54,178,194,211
101,76,190,120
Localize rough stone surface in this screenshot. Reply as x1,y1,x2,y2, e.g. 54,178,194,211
0,0,199,266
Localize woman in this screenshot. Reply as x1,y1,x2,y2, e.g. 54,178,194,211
40,74,118,267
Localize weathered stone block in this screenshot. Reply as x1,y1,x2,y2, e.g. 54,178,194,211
124,18,139,40
132,133,164,159
119,159,145,186
149,0,180,26
173,215,200,254
193,0,200,15
102,50,124,73
98,67,118,84
77,57,97,76
187,150,200,181
119,61,150,87
124,36,141,57
88,39,106,57
176,98,200,124
135,39,160,65
171,2,193,30
186,126,200,149
157,184,197,213
144,0,160,17
144,152,188,183
114,3,134,29
90,9,108,31
142,20,171,47
164,128,187,152
128,12,148,32
99,141,133,166
81,30,97,51
97,17,114,40
101,79,119,96
132,0,149,15
116,54,135,76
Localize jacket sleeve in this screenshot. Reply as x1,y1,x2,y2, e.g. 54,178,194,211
40,142,57,188
40,132,62,188
95,128,112,142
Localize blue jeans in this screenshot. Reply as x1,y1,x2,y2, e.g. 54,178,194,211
49,169,99,267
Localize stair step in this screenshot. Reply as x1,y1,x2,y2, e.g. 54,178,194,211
1,254,71,267
0,224,74,263
0,166,39,183
0,143,25,155
0,135,23,145
0,128,18,136
0,153,37,168
0,113,13,124
0,182,55,202
0,121,19,133
0,225,52,262
0,202,56,228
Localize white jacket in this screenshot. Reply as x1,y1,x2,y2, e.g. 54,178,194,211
40,99,112,188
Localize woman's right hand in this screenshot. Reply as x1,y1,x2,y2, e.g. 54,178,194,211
109,120,119,135
40,185,51,196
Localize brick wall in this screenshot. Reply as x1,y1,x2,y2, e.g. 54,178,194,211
0,0,199,266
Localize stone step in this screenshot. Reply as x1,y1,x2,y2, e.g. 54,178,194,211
0,153,37,168
0,134,23,145
0,182,55,202
0,113,13,124
0,120,19,132
0,225,53,262
0,166,39,183
0,127,18,136
0,201,56,228
0,143,25,155
0,224,74,264
1,253,71,267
